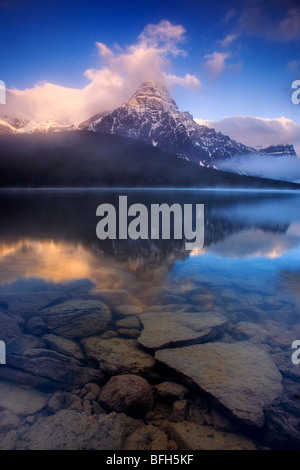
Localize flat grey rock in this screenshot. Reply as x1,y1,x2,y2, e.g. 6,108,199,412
168,421,257,450
156,341,283,428
0,380,49,416
81,337,155,375
43,334,84,360
138,311,228,351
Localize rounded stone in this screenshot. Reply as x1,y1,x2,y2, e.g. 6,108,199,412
99,374,153,418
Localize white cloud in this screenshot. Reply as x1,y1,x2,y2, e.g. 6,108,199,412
96,42,114,59
166,73,201,90
195,115,300,156
138,20,186,56
204,51,230,78
3,20,200,124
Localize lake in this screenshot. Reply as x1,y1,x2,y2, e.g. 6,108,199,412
0,189,300,450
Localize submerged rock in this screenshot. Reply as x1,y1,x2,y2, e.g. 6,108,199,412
122,425,168,450
116,317,141,329
4,348,104,390
41,299,111,339
25,316,47,335
114,305,144,316
81,337,155,375
0,410,141,450
168,421,257,450
155,381,188,401
117,328,140,339
0,311,21,342
99,374,153,418
138,311,228,351
0,409,20,433
0,380,49,416
43,334,84,360
156,342,283,428
0,292,67,319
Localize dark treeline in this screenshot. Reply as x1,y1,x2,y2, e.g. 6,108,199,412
0,131,299,189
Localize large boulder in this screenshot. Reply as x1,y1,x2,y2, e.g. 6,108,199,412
156,341,283,428
41,299,111,339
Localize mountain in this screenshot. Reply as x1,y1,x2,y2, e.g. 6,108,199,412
85,81,257,166
0,116,77,134
260,144,297,158
1,81,298,175
0,131,299,189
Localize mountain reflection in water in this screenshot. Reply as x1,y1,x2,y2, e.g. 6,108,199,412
1,189,300,450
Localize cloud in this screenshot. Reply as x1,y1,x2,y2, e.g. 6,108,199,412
96,42,114,59
219,33,239,48
138,20,187,56
195,115,300,156
224,8,236,24
166,73,201,90
3,20,200,124
238,0,300,42
204,51,230,78
288,59,300,72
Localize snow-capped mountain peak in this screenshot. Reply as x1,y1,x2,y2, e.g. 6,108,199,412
0,116,78,135
86,81,257,165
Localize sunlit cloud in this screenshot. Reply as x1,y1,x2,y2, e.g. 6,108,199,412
3,20,200,124
204,51,230,78
166,73,201,90
138,20,187,56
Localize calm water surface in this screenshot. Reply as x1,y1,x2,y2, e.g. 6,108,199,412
0,189,300,449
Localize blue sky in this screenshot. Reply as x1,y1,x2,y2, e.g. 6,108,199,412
1,0,300,151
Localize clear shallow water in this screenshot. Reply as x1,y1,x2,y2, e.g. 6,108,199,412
0,189,300,449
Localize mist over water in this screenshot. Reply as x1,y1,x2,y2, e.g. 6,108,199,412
217,154,300,183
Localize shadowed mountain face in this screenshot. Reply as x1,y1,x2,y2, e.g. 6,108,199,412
86,81,257,166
